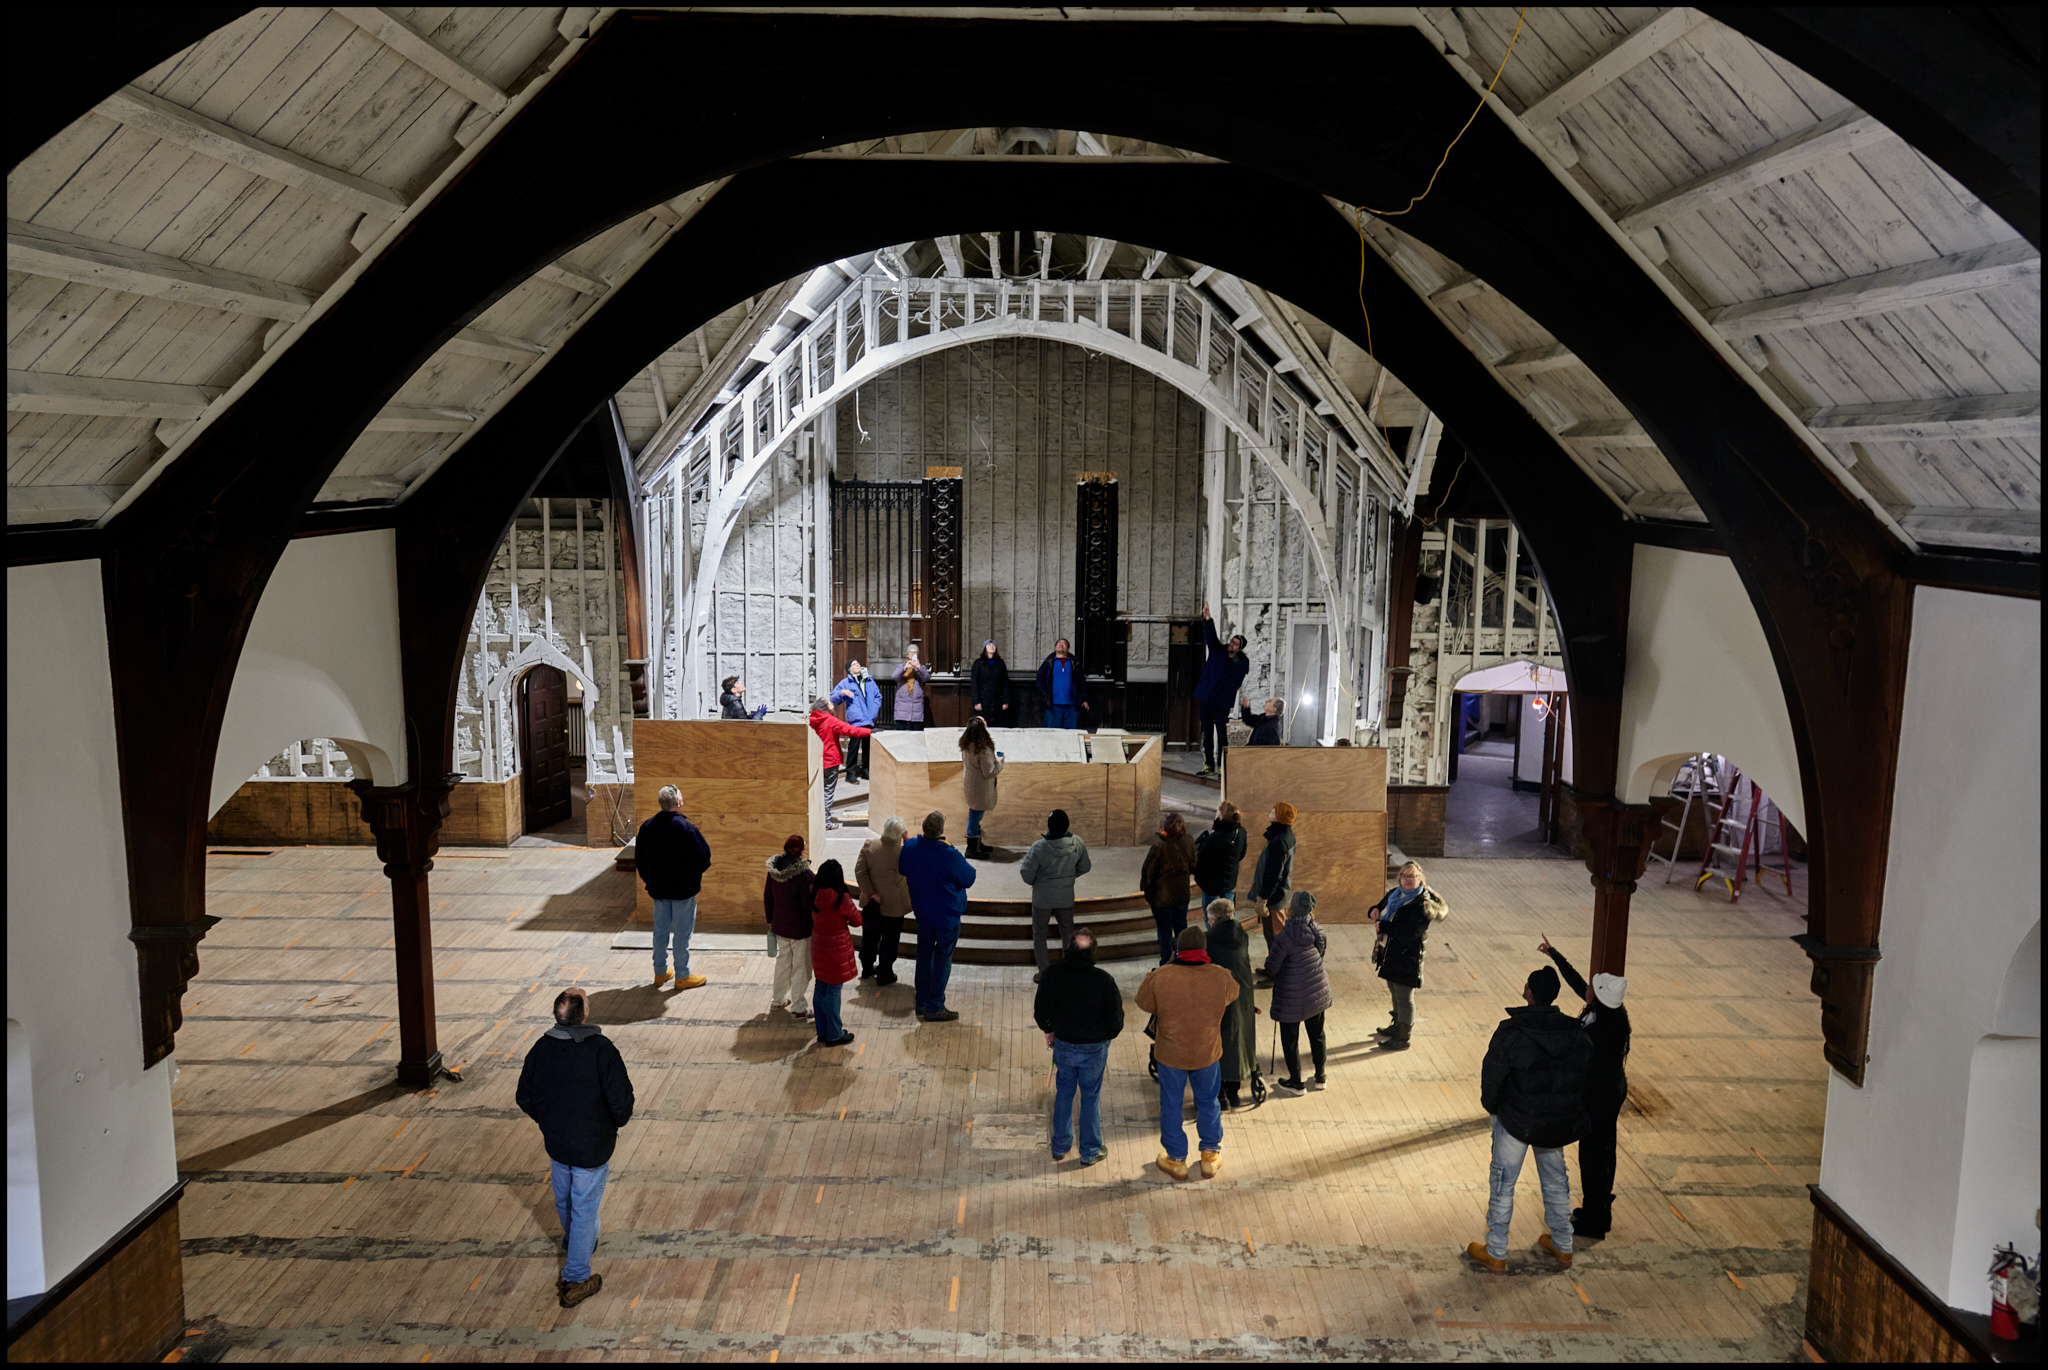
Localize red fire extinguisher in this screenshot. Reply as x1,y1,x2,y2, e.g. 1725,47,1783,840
1989,1245,2027,1341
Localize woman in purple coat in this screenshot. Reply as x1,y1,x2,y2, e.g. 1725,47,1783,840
1262,890,1334,1096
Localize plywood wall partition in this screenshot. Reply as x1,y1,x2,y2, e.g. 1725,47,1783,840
1225,747,1388,923
869,730,1161,848
207,775,522,847
632,720,823,931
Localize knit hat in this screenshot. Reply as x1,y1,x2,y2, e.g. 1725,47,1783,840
1272,801,1297,824
1289,890,1317,917
984,639,997,651
1592,972,1627,1008
1046,808,1070,837
1176,925,1207,952
1526,965,1561,1005
783,834,806,856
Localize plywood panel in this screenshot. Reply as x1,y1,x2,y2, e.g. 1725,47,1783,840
1130,734,1163,844
633,720,821,931
1225,745,1387,818
1286,810,1389,924
206,776,521,849
982,762,1106,846
1105,766,1136,846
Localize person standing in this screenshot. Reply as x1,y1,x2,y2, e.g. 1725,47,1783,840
1468,965,1595,1274
1140,812,1199,964
1205,899,1258,1109
1371,861,1451,1050
855,816,912,985
1135,925,1240,1180
808,697,871,831
1034,926,1124,1166
970,639,1012,725
1247,801,1298,961
808,859,862,1047
515,986,633,1309
1019,808,1091,982
719,675,767,720
958,716,1004,859
634,785,712,990
1036,638,1088,729
1540,937,1630,1239
1193,606,1250,777
1264,890,1334,1096
1193,800,1247,920
763,834,815,1019
830,661,881,781
1237,694,1285,746
899,811,977,1021
894,648,931,730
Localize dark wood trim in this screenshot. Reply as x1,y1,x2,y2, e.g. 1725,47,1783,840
1907,549,2041,600
6,1179,185,1345
1630,520,1725,556
1705,8,2040,248
1384,518,1422,722
1806,1183,1997,1363
348,772,464,1086
5,524,104,567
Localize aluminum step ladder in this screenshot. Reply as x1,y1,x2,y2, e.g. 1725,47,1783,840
1646,752,1718,884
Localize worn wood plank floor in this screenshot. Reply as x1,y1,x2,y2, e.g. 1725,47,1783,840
171,843,1820,1361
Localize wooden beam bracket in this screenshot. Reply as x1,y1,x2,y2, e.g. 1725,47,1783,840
126,914,222,1068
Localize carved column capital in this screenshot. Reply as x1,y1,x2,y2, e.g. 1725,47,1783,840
128,914,223,1069
1792,934,1882,1084
347,772,463,878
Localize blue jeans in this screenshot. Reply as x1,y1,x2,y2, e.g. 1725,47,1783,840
1044,705,1079,729
914,920,960,1015
1156,1060,1222,1161
967,808,983,837
813,980,844,1041
550,1159,610,1282
651,897,696,979
1486,1114,1573,1259
1199,888,1236,919
1051,1039,1110,1156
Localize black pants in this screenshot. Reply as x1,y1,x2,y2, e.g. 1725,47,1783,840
1199,703,1231,769
894,719,925,732
841,732,870,776
859,912,905,977
1279,1013,1326,1083
1577,1089,1624,1229
1151,901,1188,963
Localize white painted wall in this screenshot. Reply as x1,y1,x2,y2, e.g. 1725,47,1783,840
1817,586,2041,1307
6,561,178,1297
211,530,407,816
7,1020,43,1299
1616,545,1804,832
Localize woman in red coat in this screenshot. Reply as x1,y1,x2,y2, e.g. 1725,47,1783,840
809,696,872,830
809,858,863,1047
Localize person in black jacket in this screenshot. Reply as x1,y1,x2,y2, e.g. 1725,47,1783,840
635,785,713,991
1034,928,1124,1165
719,675,768,720
1237,694,1285,746
1193,801,1248,920
1468,966,1594,1274
969,639,1012,725
516,987,635,1308
1370,862,1450,1050
1541,937,1630,1239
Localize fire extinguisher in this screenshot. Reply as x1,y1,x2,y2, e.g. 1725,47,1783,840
1989,1244,2030,1341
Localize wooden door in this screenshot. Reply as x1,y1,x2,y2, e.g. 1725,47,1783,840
519,665,572,831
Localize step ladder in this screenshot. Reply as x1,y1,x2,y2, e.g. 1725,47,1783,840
1696,773,1794,901
1646,752,1718,884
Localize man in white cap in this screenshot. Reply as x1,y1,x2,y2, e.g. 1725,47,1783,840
1539,937,1631,1239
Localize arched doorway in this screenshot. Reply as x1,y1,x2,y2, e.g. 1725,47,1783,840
518,664,572,832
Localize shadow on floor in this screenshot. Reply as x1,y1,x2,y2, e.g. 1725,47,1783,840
516,868,637,931
178,1080,410,1175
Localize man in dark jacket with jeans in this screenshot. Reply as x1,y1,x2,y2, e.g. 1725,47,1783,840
1193,606,1251,776
516,987,635,1308
1468,966,1593,1274
1541,937,1631,1238
1034,927,1124,1165
635,785,712,990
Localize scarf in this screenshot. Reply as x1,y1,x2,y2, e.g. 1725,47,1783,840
1173,950,1211,965
1382,884,1423,922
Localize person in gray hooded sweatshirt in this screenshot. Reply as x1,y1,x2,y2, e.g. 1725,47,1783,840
1018,808,1092,981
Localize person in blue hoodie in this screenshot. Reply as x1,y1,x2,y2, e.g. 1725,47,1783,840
1036,638,1088,729
830,660,882,782
1194,606,1251,776
898,810,977,1021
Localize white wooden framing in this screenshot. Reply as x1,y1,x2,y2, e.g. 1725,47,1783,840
645,272,1403,722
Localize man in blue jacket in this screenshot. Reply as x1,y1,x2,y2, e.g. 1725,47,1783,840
1195,606,1251,776
830,660,882,782
898,810,977,1021
1036,638,1088,729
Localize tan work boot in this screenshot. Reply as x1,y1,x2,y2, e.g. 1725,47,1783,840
1539,1232,1573,1268
1465,1241,1507,1274
678,973,707,989
653,970,673,987
1155,1152,1190,1181
1199,1150,1223,1179
558,1271,603,1308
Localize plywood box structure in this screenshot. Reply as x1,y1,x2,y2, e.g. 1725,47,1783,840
868,728,1161,848
206,775,523,848
632,720,823,932
1225,746,1388,923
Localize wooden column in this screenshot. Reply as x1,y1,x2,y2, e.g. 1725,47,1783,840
349,772,463,1085
1575,796,1658,977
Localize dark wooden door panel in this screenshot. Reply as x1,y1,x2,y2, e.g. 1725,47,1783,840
519,665,572,830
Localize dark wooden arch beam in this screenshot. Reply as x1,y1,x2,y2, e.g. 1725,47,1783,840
1705,7,2040,248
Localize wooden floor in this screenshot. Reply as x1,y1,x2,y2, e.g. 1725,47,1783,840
170,842,1822,1361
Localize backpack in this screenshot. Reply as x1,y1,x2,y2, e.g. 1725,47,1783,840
1193,827,1225,888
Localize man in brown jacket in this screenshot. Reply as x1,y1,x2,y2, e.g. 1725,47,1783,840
1134,924,1241,1180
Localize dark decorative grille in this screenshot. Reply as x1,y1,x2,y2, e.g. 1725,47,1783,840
828,478,964,677
1073,476,1124,682
922,477,963,671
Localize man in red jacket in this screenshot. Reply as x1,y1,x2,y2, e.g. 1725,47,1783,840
809,696,871,830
